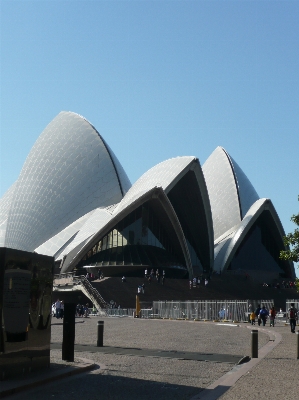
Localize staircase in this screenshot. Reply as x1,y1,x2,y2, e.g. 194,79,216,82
53,274,108,313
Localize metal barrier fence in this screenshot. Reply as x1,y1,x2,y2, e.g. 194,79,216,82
286,299,299,319
140,300,274,321
105,308,135,317
286,299,299,310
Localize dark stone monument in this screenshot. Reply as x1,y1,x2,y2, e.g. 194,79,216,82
0,247,54,380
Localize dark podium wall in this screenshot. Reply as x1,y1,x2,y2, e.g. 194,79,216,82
0,247,54,379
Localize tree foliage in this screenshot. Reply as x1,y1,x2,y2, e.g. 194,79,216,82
279,197,299,290
279,196,299,264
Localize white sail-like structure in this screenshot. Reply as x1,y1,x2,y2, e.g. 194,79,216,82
0,112,131,251
0,114,294,279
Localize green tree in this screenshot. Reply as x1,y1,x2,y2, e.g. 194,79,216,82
280,196,299,289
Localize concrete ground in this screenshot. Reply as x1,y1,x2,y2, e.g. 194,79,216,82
1,317,298,400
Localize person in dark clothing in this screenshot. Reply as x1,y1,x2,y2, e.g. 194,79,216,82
259,306,269,326
288,303,298,333
269,306,276,327
255,304,261,326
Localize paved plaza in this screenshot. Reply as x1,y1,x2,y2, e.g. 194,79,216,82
2,317,299,399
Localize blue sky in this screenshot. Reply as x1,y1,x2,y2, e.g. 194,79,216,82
1,1,298,272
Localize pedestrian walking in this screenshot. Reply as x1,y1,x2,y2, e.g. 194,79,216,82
250,310,256,325
255,304,261,326
288,303,298,333
269,306,276,327
259,305,269,326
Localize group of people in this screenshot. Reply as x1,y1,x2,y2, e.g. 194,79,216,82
262,281,297,289
145,268,165,285
189,276,208,289
76,303,90,318
52,300,91,318
281,281,297,289
250,305,275,327
250,303,298,332
86,269,104,281
109,302,121,309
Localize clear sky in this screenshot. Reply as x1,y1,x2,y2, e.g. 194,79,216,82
0,1,298,273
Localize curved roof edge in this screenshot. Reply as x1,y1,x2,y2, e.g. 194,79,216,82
214,198,295,276
223,148,259,218
188,160,214,270
68,111,131,195
61,186,193,277
34,209,96,257
202,147,241,240
114,156,197,215
166,158,214,270
58,207,114,262
202,146,259,241
113,156,214,271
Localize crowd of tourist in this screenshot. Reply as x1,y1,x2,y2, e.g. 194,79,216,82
120,268,167,295
52,299,91,318
248,303,298,332
76,303,90,318
85,269,104,281
144,268,166,285
189,276,209,289
262,280,297,289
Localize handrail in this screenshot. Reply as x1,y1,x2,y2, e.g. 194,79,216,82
74,276,108,309
53,274,108,310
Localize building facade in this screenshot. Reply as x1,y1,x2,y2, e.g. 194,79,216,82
0,112,294,280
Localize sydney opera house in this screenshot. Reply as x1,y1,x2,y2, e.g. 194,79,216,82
0,111,295,280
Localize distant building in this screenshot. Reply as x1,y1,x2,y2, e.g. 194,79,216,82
0,112,294,279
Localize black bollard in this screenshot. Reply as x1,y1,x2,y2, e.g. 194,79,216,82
97,321,104,347
251,329,258,358
297,331,299,359
62,303,76,362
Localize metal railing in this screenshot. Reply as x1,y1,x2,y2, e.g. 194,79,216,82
139,300,275,321
105,308,135,317
285,299,299,322
286,299,299,310
74,275,108,310
53,273,108,311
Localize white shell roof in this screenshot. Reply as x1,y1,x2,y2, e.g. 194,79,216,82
202,147,259,241
114,157,197,215
58,207,113,259
60,187,160,272
34,209,96,258
60,185,194,274
213,198,294,275
2,111,131,251
58,156,213,274
0,182,17,247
